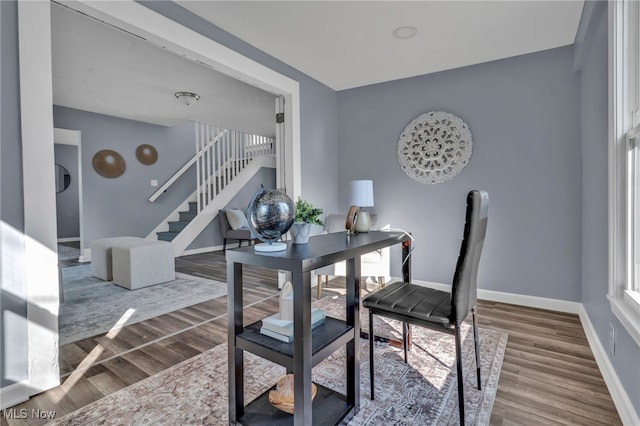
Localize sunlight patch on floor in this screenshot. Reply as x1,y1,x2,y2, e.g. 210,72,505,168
105,308,136,339
54,309,134,402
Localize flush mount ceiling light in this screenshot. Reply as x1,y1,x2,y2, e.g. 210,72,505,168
174,91,200,106
392,26,418,40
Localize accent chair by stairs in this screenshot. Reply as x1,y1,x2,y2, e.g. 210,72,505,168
219,209,254,251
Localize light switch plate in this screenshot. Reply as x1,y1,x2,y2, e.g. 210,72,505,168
151,179,158,187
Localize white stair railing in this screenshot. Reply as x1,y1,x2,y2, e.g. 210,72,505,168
148,127,227,202
194,121,275,213
149,121,275,207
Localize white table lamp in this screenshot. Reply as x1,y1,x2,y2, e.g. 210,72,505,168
350,180,374,232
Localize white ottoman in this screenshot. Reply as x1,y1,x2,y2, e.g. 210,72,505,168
91,236,143,281
111,240,175,290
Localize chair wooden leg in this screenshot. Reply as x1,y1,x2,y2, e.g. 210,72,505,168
454,326,465,426
317,274,322,299
402,322,408,363
472,308,481,390
369,310,375,400
379,276,385,288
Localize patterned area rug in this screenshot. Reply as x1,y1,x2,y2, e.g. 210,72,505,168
53,295,507,425
60,264,227,345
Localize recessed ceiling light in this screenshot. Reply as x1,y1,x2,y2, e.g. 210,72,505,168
393,26,418,40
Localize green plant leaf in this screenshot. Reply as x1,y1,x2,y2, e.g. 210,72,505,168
294,197,324,225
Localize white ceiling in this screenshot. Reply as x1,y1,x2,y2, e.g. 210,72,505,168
51,3,277,136
177,1,585,91
51,1,584,134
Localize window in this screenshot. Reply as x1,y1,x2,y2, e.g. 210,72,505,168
610,0,640,347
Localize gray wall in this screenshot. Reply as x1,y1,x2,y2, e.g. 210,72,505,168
578,2,640,413
3,0,638,415
53,106,197,246
0,0,28,389
54,144,80,239
337,46,582,302
53,106,276,250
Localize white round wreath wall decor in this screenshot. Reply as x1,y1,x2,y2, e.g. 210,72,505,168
397,111,472,184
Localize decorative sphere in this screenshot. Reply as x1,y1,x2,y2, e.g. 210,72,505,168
247,187,295,244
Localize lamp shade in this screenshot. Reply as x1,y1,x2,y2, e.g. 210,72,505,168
350,180,374,207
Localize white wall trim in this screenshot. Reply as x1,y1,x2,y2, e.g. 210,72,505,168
53,128,84,256
477,288,581,314
78,248,91,263
19,0,302,397
57,237,80,243
404,279,637,423
476,283,640,422
0,381,29,410
62,0,301,199
179,245,224,257
53,128,79,146
579,305,640,426
18,0,60,395
406,278,581,314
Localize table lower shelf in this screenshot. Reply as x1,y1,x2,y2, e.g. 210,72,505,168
237,316,354,369
236,383,355,426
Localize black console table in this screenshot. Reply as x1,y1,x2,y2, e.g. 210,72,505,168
227,231,412,425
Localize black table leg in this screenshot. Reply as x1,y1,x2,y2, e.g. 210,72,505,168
345,256,361,410
292,270,313,426
228,261,244,423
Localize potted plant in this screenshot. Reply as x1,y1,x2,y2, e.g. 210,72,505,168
290,197,324,244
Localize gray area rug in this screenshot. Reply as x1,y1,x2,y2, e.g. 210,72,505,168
52,295,507,425
58,243,80,261
60,264,227,346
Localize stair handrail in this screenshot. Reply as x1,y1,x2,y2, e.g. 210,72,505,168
148,128,228,202
194,124,275,213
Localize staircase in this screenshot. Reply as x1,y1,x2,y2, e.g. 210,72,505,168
147,121,276,253
156,201,197,241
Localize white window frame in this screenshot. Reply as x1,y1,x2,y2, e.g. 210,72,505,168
609,0,640,348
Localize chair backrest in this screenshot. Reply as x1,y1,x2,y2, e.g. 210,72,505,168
219,209,231,235
451,190,489,325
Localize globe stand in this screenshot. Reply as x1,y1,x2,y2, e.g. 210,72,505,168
254,241,287,252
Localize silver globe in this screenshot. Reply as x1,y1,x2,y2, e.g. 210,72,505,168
247,187,295,245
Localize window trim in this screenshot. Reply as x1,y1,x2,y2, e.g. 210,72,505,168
608,0,640,348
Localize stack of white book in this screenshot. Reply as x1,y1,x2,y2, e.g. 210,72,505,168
260,308,326,343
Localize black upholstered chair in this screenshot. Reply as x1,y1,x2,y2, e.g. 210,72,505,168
218,209,254,251
362,190,489,426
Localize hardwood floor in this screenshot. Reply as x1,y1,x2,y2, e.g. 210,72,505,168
1,251,622,425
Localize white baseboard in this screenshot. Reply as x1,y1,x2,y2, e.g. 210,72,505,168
83,243,228,259
78,248,91,263
0,381,29,410
179,245,224,257
57,237,79,243
579,305,640,426
403,278,637,424
477,288,581,314
405,278,581,314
